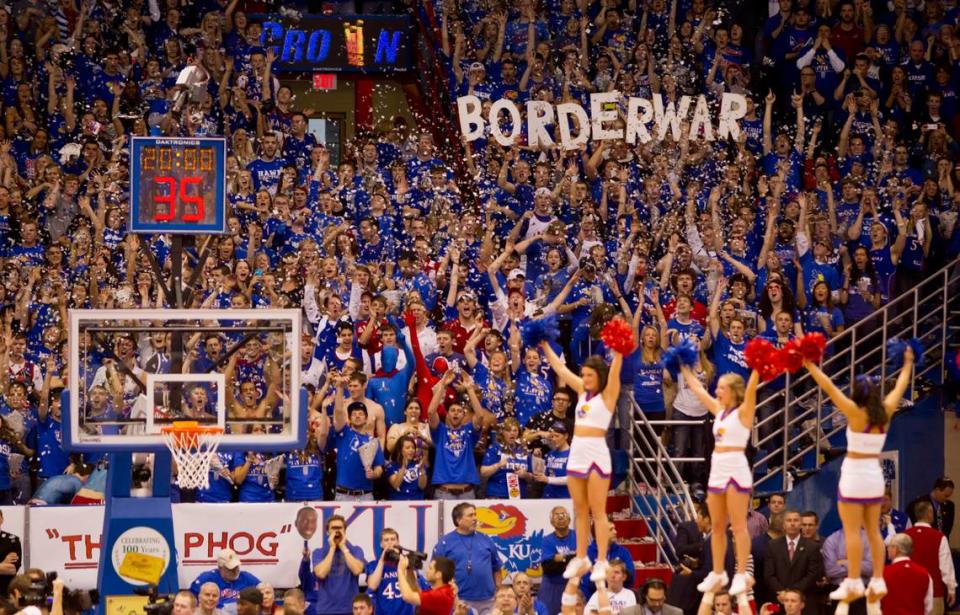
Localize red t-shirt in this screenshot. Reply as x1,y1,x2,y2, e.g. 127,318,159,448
418,584,455,615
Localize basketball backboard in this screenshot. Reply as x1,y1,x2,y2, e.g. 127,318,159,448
64,308,306,453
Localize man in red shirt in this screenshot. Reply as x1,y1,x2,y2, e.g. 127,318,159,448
882,533,933,615
905,502,957,615
397,554,456,615
830,1,870,61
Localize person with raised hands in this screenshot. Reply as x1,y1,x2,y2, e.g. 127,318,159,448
677,349,761,598
802,343,915,606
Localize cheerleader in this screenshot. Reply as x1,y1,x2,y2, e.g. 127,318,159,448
802,346,914,603
541,342,625,582
680,365,760,597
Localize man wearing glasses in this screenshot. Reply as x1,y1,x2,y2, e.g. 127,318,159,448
538,506,578,615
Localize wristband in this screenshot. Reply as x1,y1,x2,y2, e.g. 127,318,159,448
700,592,715,606
561,593,578,606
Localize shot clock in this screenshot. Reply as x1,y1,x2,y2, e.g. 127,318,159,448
129,137,227,234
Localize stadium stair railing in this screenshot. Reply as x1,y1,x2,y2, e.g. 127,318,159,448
751,255,960,495
624,256,960,583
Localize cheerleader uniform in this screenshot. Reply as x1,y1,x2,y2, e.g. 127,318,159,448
837,426,886,503
566,392,613,479
707,406,753,494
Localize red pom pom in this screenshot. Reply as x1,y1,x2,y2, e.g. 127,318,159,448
797,332,827,363
781,338,805,374
600,318,637,356
745,337,786,382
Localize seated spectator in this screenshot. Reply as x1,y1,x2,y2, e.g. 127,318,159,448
189,550,261,615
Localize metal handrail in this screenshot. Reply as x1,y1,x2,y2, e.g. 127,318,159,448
751,256,960,492
628,395,698,565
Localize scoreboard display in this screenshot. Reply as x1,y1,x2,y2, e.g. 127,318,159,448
129,137,227,234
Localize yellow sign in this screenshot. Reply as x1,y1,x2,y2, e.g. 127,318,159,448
105,595,150,615
118,551,166,586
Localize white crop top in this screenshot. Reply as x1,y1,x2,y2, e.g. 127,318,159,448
845,426,886,455
574,391,613,431
712,407,751,449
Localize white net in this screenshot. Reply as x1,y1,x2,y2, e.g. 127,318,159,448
161,424,224,490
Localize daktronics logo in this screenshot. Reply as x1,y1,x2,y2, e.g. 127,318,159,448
181,524,293,566
44,528,102,570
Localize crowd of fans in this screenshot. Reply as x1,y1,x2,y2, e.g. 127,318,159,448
0,0,955,505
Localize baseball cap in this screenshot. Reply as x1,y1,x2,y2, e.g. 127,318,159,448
218,549,241,569
535,187,553,198
548,421,569,435
508,269,526,281
347,401,368,415
469,62,486,72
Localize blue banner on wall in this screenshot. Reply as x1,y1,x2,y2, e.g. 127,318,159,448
259,14,412,72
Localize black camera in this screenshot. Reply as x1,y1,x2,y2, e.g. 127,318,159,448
20,572,57,607
383,546,428,570
134,585,174,615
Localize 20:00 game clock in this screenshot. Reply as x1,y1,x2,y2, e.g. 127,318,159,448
129,137,227,234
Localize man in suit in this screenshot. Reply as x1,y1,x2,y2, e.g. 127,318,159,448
622,578,682,615
751,512,784,607
908,477,955,539
882,533,934,615
905,501,957,615
763,510,822,615
666,501,710,615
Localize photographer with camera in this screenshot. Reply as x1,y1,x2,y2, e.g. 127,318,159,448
395,553,455,615
8,572,63,615
365,528,428,615
308,515,365,615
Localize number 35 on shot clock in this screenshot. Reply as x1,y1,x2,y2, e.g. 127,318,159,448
130,137,227,234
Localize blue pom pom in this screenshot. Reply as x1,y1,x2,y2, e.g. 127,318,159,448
887,337,924,370
520,315,560,348
662,339,699,379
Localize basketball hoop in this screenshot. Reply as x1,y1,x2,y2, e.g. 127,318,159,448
161,421,224,490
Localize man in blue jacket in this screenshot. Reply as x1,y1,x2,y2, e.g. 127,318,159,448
189,549,261,615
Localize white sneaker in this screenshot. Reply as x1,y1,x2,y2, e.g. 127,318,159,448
728,573,749,596
590,559,609,582
829,578,865,602
866,576,888,599
696,570,729,593
563,556,590,579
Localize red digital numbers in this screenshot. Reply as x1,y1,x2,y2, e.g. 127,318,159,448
152,176,205,223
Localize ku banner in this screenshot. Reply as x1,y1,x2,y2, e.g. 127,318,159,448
29,502,441,589
444,499,574,579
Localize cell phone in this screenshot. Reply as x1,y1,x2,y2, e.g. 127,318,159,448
254,269,263,276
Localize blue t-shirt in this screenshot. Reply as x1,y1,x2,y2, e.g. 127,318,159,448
513,369,553,427
189,569,261,606
482,440,532,498
232,453,275,503
543,448,571,499
311,543,367,614
36,416,69,478
334,427,384,491
431,422,480,486
712,332,750,381
432,531,501,601
632,359,665,413
197,452,236,503
285,451,324,501
540,530,577,580
385,461,426,500
364,560,428,615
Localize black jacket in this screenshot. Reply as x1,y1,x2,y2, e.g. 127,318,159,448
763,535,822,615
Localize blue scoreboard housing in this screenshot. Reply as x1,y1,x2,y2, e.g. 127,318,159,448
129,136,227,234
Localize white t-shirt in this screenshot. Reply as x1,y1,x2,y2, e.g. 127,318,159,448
585,587,637,614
